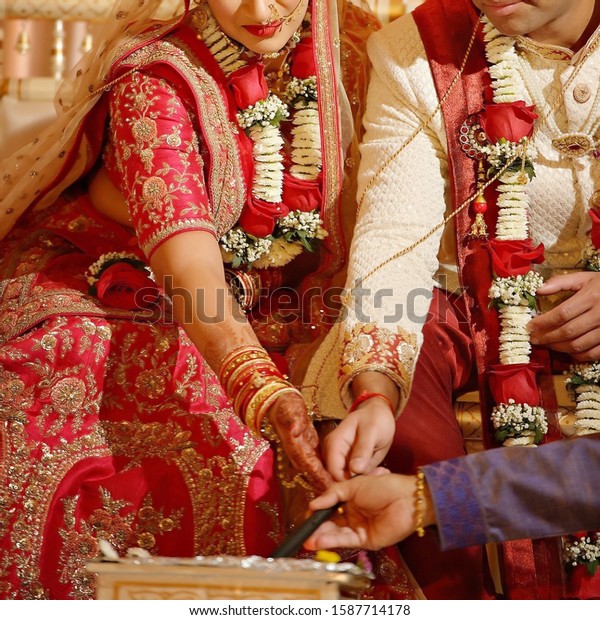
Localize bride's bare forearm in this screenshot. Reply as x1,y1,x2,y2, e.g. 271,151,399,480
150,231,261,373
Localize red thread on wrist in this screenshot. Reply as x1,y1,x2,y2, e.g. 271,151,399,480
349,391,395,414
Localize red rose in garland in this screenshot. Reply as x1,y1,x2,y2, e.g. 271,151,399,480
229,63,269,109
488,364,541,406
487,238,545,278
96,263,158,311
291,38,316,79
589,208,600,249
480,101,538,143
281,173,322,212
238,195,289,237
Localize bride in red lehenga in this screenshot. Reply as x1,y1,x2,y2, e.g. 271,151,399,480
0,0,399,600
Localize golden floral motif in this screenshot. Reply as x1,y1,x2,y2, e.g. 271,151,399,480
137,532,156,549
166,130,183,148
0,369,34,424
96,325,112,340
132,117,158,143
142,176,169,205
40,334,58,351
339,323,418,411
50,377,87,415
343,332,374,364
159,517,175,532
135,368,168,399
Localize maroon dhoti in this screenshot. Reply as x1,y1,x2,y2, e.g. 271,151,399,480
383,289,494,599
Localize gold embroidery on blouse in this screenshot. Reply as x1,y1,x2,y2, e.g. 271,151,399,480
50,377,87,415
140,218,216,256
108,71,210,250
123,40,245,237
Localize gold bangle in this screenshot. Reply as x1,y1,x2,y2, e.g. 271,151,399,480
227,360,274,398
415,469,427,538
245,380,292,433
254,386,301,436
232,371,277,419
218,345,270,385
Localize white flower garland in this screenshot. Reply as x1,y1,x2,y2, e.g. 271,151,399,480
566,364,600,435
489,271,543,365
483,15,600,570
200,11,321,201
491,399,548,446
196,9,324,267
287,76,321,180
86,252,151,289
483,16,548,443
563,534,600,575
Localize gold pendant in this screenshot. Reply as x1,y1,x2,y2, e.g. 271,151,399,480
551,134,595,158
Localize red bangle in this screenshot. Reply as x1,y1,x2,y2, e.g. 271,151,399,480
349,391,395,414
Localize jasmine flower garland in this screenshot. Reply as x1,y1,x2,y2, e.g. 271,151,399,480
219,209,326,268
490,400,548,446
195,7,325,268
489,271,543,364
481,15,548,442
566,364,600,434
237,96,288,203
563,535,600,576
287,76,321,180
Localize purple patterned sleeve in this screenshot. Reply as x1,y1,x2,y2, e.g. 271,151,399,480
422,456,488,550
423,436,600,550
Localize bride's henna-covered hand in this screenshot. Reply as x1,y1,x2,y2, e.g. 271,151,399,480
267,391,333,493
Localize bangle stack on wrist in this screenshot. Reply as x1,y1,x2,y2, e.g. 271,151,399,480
349,391,395,415
218,345,300,437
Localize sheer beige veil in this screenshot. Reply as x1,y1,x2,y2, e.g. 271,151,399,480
0,0,372,242
0,0,187,239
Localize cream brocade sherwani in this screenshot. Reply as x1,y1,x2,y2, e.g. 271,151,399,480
303,13,600,419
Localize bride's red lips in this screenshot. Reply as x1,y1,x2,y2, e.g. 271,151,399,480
243,21,285,38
